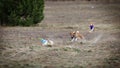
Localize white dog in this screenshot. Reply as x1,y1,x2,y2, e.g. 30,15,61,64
40,38,54,46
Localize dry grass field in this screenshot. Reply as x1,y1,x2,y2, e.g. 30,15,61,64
0,1,120,68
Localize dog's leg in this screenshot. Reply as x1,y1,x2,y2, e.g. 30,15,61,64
75,38,78,41
71,38,74,42
71,37,77,41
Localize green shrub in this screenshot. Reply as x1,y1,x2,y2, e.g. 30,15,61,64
0,0,44,26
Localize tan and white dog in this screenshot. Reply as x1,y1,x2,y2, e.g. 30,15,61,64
70,31,86,42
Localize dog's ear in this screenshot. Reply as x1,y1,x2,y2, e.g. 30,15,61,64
70,32,73,35
76,31,79,33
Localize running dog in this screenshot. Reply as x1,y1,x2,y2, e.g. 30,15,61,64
70,31,85,42
40,38,54,46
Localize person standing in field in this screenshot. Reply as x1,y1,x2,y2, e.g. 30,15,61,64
89,23,95,33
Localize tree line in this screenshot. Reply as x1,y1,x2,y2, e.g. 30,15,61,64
0,0,44,26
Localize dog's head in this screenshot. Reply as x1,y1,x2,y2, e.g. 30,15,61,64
70,31,76,39
70,31,75,36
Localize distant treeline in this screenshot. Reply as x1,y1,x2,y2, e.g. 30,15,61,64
0,0,44,26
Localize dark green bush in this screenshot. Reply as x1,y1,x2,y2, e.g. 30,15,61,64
0,0,44,26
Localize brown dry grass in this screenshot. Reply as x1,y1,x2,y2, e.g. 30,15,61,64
0,1,120,68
